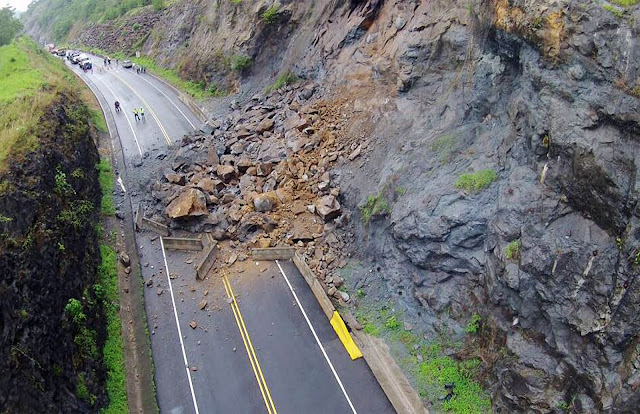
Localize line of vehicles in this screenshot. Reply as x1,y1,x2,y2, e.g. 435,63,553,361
49,47,135,71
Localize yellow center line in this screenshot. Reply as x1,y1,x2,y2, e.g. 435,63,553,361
222,273,278,414
222,276,271,414
110,72,172,145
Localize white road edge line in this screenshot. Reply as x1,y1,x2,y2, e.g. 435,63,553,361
160,238,200,414
275,260,358,414
94,77,143,156
130,74,196,130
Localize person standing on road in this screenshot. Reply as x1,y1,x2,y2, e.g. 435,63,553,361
133,107,140,122
139,107,145,121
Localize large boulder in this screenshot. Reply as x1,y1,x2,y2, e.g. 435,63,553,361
165,188,208,218
314,195,341,222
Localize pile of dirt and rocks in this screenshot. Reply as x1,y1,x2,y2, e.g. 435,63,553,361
139,82,369,303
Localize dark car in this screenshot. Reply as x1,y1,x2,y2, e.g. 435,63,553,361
122,60,133,68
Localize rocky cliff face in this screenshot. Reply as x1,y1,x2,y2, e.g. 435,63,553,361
25,0,640,411
0,94,104,413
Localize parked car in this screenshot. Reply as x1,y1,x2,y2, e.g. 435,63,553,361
122,60,133,68
71,53,84,64
66,51,78,61
80,60,92,70
57,49,66,57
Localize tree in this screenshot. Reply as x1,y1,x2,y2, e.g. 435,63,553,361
0,7,22,46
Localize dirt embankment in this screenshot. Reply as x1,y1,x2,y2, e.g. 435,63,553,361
0,93,104,413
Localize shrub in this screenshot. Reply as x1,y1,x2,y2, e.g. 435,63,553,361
65,298,85,324
454,169,498,193
465,314,481,334
231,55,252,72
359,192,391,223
54,167,74,196
505,239,521,260
262,5,279,24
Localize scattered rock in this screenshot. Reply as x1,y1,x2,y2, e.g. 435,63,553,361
189,320,197,329
253,193,275,212
198,300,207,310
216,164,236,182
119,252,131,267
314,195,342,222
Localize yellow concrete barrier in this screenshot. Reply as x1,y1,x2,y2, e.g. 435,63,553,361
330,311,362,360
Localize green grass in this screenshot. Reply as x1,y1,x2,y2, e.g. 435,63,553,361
505,239,521,260
97,159,116,216
359,192,391,223
99,243,128,414
611,0,638,6
603,3,625,17
417,357,490,413
265,71,298,93
354,299,490,413
0,37,78,169
454,169,498,193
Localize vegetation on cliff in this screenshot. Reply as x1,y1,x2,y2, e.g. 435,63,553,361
0,37,126,412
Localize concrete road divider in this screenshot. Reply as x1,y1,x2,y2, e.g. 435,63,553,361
135,203,170,236
162,237,203,251
292,252,335,320
135,203,143,231
141,217,170,237
251,247,295,261
196,241,217,280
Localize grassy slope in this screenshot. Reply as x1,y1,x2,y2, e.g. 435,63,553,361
0,37,127,412
0,37,72,167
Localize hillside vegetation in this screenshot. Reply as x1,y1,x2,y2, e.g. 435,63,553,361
26,0,165,41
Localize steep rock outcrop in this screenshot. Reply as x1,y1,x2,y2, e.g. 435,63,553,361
0,94,104,413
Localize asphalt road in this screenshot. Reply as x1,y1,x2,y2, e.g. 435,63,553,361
66,56,394,414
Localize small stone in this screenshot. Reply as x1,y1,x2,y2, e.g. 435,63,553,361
157,288,163,295
146,279,153,287
189,320,197,329
328,286,337,296
338,290,350,302
203,290,209,296
228,253,238,265
124,266,131,275
199,300,207,310
191,366,198,372
404,322,413,331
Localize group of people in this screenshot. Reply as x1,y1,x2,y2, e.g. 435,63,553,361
114,101,145,122
136,65,147,74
